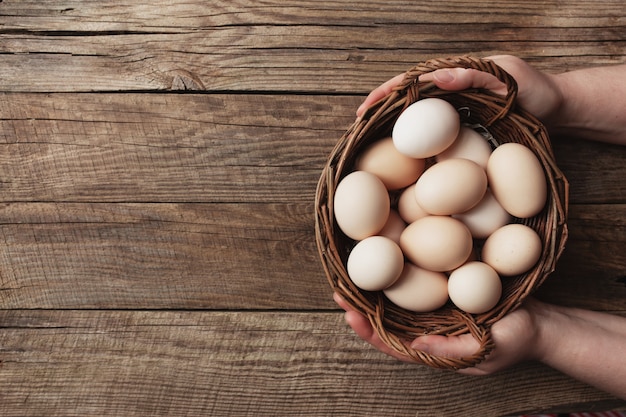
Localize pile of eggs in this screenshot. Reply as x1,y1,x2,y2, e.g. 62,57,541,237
334,98,548,315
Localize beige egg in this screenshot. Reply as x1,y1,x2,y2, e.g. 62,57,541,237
383,262,449,312
400,216,473,272
356,136,426,190
392,98,460,159
334,171,390,240
448,261,502,314
415,158,487,215
436,126,493,169
453,189,512,239
397,184,429,224
487,143,547,218
377,210,406,245
481,224,542,276
347,236,405,291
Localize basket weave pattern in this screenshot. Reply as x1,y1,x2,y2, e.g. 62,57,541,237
315,56,569,369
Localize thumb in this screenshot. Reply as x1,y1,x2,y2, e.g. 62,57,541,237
410,334,481,359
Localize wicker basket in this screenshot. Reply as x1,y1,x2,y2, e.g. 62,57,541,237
315,56,569,370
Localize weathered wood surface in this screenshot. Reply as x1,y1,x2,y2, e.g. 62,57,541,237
2,310,626,417
0,1,624,93
0,1,625,416
0,200,623,311
1,93,625,204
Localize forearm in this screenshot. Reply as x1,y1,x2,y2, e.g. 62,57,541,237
549,64,626,145
533,301,626,400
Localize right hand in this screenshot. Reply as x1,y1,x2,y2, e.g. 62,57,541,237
334,292,542,376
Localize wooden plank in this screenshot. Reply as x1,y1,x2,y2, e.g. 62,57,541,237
553,138,626,204
0,1,623,92
0,202,623,310
3,0,624,30
1,93,625,204
0,93,355,203
0,37,621,94
536,204,626,309
0,310,624,417
0,202,331,309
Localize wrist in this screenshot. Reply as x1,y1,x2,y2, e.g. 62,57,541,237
530,301,590,366
546,65,626,143
543,72,575,133
525,299,562,364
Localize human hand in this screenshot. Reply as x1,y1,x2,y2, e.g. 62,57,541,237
356,55,564,127
333,292,541,375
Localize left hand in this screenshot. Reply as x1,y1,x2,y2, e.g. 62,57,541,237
355,55,564,126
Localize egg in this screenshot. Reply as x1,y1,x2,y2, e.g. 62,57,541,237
356,136,426,190
448,261,502,314
415,158,487,215
383,262,449,312
377,209,406,245
487,143,547,218
397,184,429,224
481,223,542,276
392,98,460,159
400,216,473,272
334,171,390,240
347,236,405,291
436,126,493,169
453,189,512,239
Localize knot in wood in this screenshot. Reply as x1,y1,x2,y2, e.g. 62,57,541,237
171,71,205,91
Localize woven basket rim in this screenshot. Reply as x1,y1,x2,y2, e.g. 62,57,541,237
315,55,569,370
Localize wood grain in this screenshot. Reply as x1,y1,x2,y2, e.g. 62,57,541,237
0,1,624,93
0,201,624,310
1,0,625,415
0,93,354,203
0,202,330,309
1,310,624,417
1,93,624,203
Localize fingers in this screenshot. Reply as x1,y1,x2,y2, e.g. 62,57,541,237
334,292,492,370
344,310,414,363
425,55,524,95
410,334,481,359
410,333,492,375
333,293,414,362
332,291,352,311
428,67,508,96
356,55,525,118
356,73,404,117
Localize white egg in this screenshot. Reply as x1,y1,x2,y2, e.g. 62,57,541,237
448,261,502,314
392,98,460,159
347,236,405,291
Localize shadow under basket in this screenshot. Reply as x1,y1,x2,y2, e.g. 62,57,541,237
315,56,569,370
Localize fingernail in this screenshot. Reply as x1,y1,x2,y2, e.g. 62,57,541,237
433,69,455,83
356,103,365,116
410,341,431,354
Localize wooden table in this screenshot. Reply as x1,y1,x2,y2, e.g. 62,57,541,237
0,2,624,416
